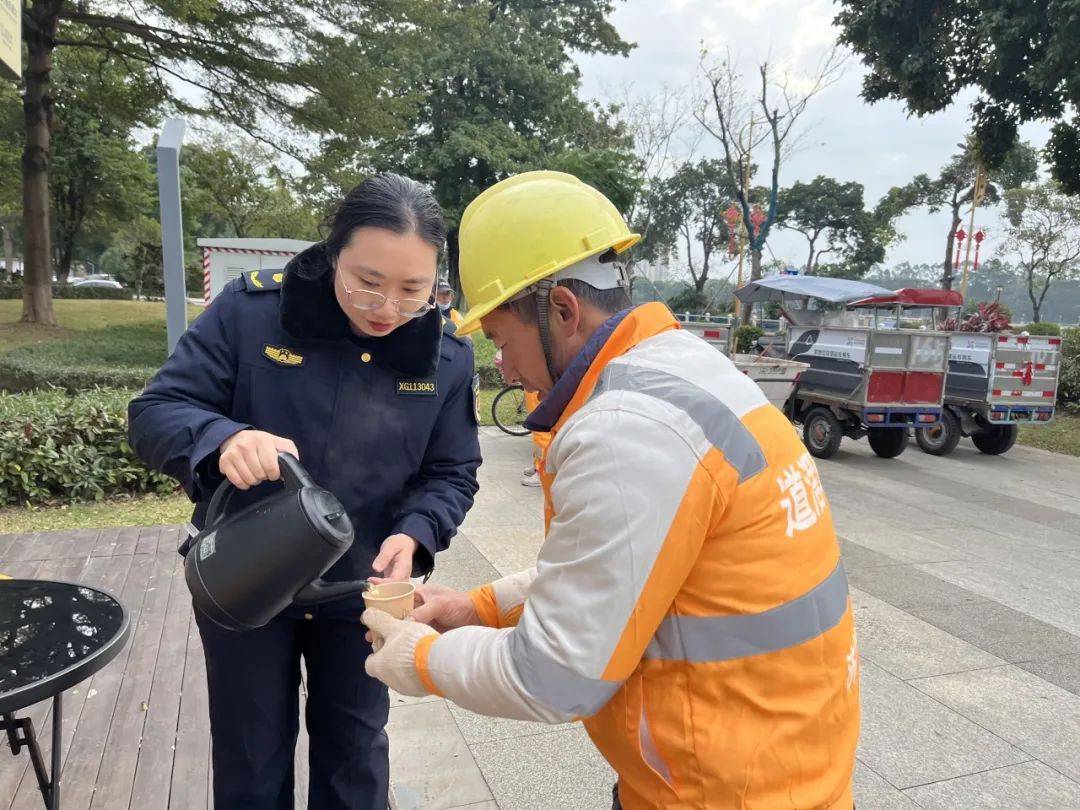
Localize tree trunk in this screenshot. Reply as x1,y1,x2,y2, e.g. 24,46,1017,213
446,226,461,303
2,223,13,282
1025,263,1040,323
941,205,961,290
56,240,73,285
1027,271,1046,323
806,233,817,274
740,248,764,326
694,246,711,294
21,21,58,325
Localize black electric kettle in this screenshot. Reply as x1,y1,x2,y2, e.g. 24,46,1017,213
182,453,372,631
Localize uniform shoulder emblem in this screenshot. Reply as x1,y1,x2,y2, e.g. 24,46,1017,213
263,345,304,366
242,269,285,292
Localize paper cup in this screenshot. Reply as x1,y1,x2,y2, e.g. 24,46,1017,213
362,581,416,620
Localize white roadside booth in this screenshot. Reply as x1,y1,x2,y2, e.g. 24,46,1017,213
197,237,314,304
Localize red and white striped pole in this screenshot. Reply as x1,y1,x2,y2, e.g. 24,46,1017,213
202,248,211,305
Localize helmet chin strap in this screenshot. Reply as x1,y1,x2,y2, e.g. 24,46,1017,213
535,279,562,387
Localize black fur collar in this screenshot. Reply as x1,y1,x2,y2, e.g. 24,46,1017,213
279,242,443,378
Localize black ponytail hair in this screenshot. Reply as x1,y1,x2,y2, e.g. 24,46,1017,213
324,172,446,262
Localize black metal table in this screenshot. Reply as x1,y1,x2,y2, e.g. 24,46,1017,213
0,579,130,809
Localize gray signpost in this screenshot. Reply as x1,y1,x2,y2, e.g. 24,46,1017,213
156,118,188,355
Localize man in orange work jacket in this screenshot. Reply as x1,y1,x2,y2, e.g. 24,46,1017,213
363,171,860,809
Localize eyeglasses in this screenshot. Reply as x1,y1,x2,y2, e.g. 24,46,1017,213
338,276,435,319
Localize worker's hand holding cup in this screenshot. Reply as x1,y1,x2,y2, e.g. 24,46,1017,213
411,583,480,633
362,609,438,697
219,430,299,489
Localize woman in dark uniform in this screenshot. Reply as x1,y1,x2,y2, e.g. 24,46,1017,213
128,173,481,809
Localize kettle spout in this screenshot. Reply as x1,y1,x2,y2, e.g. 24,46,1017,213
294,578,373,606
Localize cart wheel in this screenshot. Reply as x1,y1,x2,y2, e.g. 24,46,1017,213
867,427,908,458
971,424,1018,455
803,407,843,459
915,409,961,456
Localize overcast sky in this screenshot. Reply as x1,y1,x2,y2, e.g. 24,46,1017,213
574,0,1051,276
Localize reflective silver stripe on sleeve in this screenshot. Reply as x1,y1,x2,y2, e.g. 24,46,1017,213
644,562,849,662
508,629,621,717
593,364,766,481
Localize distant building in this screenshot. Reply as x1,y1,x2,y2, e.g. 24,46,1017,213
197,238,313,303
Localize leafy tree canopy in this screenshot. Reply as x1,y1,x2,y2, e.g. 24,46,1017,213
835,0,1080,191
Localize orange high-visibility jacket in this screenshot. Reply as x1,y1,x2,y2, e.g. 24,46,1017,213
524,389,552,458
415,303,860,808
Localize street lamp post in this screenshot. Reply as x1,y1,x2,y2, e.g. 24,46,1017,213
156,119,188,355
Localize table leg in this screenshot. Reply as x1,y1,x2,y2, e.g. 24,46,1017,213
49,694,61,810
1,710,52,809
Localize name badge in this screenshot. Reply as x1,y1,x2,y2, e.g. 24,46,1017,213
397,379,437,396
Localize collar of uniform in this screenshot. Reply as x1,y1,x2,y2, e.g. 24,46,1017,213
524,302,679,433
279,242,443,377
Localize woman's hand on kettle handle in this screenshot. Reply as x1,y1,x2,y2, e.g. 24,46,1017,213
219,430,299,490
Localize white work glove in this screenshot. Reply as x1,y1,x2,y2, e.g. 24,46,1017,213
362,609,440,697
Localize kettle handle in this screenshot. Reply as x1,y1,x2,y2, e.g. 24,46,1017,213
278,452,314,493
203,451,313,530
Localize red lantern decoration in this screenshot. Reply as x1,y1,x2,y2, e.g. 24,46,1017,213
724,203,741,256
972,229,985,273
750,204,766,239
954,227,966,270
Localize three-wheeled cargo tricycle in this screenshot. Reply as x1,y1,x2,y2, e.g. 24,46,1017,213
735,277,952,460
906,302,1064,457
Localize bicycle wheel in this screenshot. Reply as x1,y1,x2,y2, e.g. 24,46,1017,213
492,384,532,436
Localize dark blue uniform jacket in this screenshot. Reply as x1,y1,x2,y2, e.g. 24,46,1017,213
128,244,481,618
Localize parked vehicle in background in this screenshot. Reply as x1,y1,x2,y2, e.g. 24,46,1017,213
915,317,1062,457
735,277,951,460
677,319,809,411
71,277,123,289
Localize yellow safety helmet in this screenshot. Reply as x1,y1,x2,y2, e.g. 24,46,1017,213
455,171,640,336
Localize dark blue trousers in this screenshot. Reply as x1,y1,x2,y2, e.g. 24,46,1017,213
196,610,389,809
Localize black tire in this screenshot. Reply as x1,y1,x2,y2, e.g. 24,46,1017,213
971,424,1018,456
867,427,908,458
915,409,962,456
491,384,531,436
803,407,843,459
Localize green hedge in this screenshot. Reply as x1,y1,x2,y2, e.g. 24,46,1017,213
0,322,163,392
734,325,764,354
1059,328,1080,409
0,282,131,300
470,334,503,388
1019,322,1062,336
0,387,176,507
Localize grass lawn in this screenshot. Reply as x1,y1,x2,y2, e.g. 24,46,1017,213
0,492,192,535
1018,411,1080,457
0,299,203,350
0,300,204,390
477,386,499,427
